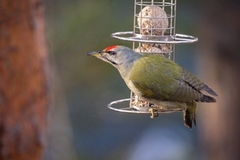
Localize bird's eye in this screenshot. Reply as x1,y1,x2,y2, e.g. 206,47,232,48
108,51,117,55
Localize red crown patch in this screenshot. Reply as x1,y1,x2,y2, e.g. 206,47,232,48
104,45,118,51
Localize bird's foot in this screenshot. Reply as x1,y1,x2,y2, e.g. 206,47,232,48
149,108,158,119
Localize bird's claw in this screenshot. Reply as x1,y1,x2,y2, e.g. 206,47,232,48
149,108,158,118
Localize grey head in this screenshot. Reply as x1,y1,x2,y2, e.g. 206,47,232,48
86,45,141,69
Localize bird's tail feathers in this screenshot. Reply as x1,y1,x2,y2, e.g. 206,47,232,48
199,95,216,102
184,109,196,129
184,101,197,129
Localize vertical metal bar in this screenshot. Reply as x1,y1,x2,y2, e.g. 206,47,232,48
133,0,137,50
140,0,143,48
162,0,165,36
172,0,176,61
170,0,173,36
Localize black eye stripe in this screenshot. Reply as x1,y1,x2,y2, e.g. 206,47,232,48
107,51,117,55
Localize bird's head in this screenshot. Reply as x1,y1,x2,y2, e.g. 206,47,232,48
87,45,141,68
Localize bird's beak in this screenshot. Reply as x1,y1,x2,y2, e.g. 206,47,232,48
86,50,111,63
86,51,103,57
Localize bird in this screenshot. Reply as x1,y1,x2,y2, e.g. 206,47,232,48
87,45,217,128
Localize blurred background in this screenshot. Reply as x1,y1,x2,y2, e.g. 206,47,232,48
42,0,237,160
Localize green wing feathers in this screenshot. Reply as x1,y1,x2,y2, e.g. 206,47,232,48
129,55,217,103
129,55,181,100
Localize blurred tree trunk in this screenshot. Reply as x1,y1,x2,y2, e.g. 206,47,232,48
0,0,49,160
198,0,240,160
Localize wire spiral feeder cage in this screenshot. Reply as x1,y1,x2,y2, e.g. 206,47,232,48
109,0,198,118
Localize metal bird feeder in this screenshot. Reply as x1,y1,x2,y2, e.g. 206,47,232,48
108,0,198,117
